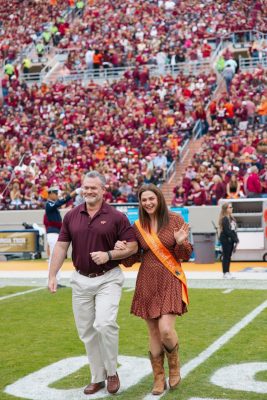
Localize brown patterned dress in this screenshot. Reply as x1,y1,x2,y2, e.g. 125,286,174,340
123,212,193,320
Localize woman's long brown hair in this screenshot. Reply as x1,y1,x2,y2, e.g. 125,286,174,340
218,203,236,233
138,184,169,232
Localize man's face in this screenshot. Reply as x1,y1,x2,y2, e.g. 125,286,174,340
82,177,105,207
50,191,59,200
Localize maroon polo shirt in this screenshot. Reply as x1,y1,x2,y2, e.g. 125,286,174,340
58,201,136,274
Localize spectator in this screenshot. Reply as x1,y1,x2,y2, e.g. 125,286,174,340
257,95,267,126
222,65,235,94
218,203,239,279
226,174,241,199
85,47,94,70
44,186,77,285
9,180,23,208
172,179,187,207
187,179,206,206
153,150,168,180
246,166,262,198
118,179,133,198
210,175,226,205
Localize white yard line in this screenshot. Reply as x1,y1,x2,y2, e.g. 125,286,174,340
143,299,267,400
0,287,45,301
222,289,234,294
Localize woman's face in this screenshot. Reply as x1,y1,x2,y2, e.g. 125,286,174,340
140,190,158,216
226,204,233,215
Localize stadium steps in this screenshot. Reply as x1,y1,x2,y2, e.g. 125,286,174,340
162,136,205,204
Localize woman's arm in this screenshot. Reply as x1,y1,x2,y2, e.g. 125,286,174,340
173,214,193,261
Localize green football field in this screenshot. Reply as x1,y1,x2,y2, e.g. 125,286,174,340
0,286,266,400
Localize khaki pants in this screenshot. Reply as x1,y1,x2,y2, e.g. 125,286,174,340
70,267,125,383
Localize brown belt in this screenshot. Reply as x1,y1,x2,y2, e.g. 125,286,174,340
77,269,109,278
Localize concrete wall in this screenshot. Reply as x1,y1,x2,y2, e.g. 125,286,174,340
0,206,220,232
189,206,220,233
0,206,221,259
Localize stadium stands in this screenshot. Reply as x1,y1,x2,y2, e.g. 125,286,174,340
0,0,266,210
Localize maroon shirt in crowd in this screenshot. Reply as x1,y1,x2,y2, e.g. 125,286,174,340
58,201,136,274
246,173,262,194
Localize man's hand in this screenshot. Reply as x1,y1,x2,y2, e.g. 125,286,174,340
48,276,58,293
90,251,109,265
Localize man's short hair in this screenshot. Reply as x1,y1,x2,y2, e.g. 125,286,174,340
84,171,106,187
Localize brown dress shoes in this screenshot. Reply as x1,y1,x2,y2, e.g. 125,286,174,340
84,381,105,395
107,372,120,394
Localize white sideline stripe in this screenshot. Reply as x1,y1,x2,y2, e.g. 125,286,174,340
222,289,234,294
0,287,45,301
143,299,267,400
124,288,135,292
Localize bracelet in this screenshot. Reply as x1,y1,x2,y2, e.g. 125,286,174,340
107,251,112,261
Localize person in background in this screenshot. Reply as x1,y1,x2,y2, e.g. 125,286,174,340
48,171,138,395
115,184,192,395
218,203,239,279
226,174,241,199
210,175,226,205
44,186,77,286
246,166,262,198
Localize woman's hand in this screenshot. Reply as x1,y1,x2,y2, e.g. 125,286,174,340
174,223,190,245
114,240,127,250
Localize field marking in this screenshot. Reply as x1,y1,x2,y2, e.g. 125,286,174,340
0,287,45,301
4,355,151,400
211,362,267,393
143,299,267,400
222,289,234,294
124,288,135,292
189,398,232,400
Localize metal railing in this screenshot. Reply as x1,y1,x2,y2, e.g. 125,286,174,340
239,56,267,71
19,59,213,85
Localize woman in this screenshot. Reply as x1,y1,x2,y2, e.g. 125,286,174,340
171,178,187,207
10,180,23,207
210,175,226,205
116,184,192,395
218,203,239,279
226,174,241,199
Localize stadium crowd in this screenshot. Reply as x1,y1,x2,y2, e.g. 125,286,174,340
0,0,267,211
58,0,267,72
0,68,217,209
172,66,267,206
0,0,71,65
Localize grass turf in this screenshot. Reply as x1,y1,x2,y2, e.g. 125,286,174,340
0,287,266,399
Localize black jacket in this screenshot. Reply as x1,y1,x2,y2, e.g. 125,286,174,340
219,216,239,243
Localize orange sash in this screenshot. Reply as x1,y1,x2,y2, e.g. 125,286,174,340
135,220,189,305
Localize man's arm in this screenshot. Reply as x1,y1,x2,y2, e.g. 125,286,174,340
48,241,70,293
90,241,138,265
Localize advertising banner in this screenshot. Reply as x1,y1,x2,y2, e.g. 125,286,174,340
0,231,37,253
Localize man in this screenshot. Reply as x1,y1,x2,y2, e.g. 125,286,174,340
44,186,77,284
48,171,138,395
246,166,262,198
153,150,168,180
222,65,234,94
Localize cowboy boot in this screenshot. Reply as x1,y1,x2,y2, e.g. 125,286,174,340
149,351,167,395
164,343,181,389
